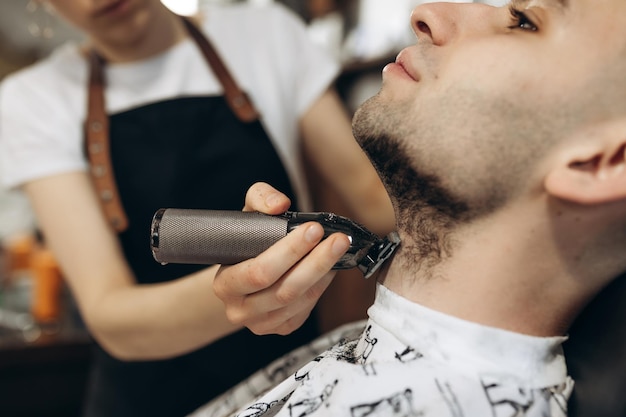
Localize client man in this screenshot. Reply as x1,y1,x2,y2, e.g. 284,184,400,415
202,0,626,415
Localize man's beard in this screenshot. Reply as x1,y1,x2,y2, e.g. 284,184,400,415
353,106,472,270
360,133,471,268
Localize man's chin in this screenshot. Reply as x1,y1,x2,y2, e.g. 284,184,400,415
351,93,384,147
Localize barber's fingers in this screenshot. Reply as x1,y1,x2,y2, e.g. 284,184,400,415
245,292,330,336
214,221,325,296
218,264,335,336
214,228,351,334
235,233,348,316
243,182,291,214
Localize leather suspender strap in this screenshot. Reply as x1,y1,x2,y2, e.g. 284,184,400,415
85,49,129,232
181,17,259,122
85,15,260,233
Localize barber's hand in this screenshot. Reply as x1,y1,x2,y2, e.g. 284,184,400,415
213,182,351,336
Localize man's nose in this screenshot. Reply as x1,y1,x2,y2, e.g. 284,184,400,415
410,2,499,46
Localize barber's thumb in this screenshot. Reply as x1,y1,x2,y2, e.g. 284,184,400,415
243,182,291,214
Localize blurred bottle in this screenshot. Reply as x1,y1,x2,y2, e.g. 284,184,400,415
31,248,63,328
3,233,37,313
2,234,65,331
0,233,42,341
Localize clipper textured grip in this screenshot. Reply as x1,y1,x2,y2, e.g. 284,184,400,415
151,209,289,265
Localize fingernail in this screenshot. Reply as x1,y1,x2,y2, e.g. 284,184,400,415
265,192,280,208
331,236,350,256
305,224,323,243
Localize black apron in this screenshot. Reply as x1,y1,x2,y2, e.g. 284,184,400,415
81,22,320,417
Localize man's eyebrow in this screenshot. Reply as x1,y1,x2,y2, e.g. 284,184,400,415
508,0,569,9
551,0,568,8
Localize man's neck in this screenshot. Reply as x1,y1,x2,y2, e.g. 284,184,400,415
381,202,604,337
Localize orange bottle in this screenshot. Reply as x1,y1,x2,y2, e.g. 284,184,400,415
30,248,63,324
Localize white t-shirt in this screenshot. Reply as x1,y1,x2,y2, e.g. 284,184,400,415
0,3,340,211
190,284,574,417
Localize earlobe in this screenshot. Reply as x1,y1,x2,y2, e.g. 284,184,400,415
545,141,626,205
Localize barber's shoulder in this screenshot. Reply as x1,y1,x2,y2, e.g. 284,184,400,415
1,42,86,95
0,42,87,125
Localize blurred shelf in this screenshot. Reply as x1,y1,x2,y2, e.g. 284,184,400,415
0,317,93,417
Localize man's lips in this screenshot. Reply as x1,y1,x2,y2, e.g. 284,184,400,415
392,48,420,82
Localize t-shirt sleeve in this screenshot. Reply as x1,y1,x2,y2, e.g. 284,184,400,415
0,66,87,189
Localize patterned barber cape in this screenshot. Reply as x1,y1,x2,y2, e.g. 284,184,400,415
190,284,574,417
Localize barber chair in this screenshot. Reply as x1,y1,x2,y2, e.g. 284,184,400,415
565,272,626,417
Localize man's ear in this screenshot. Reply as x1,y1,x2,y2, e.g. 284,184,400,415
545,123,626,205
